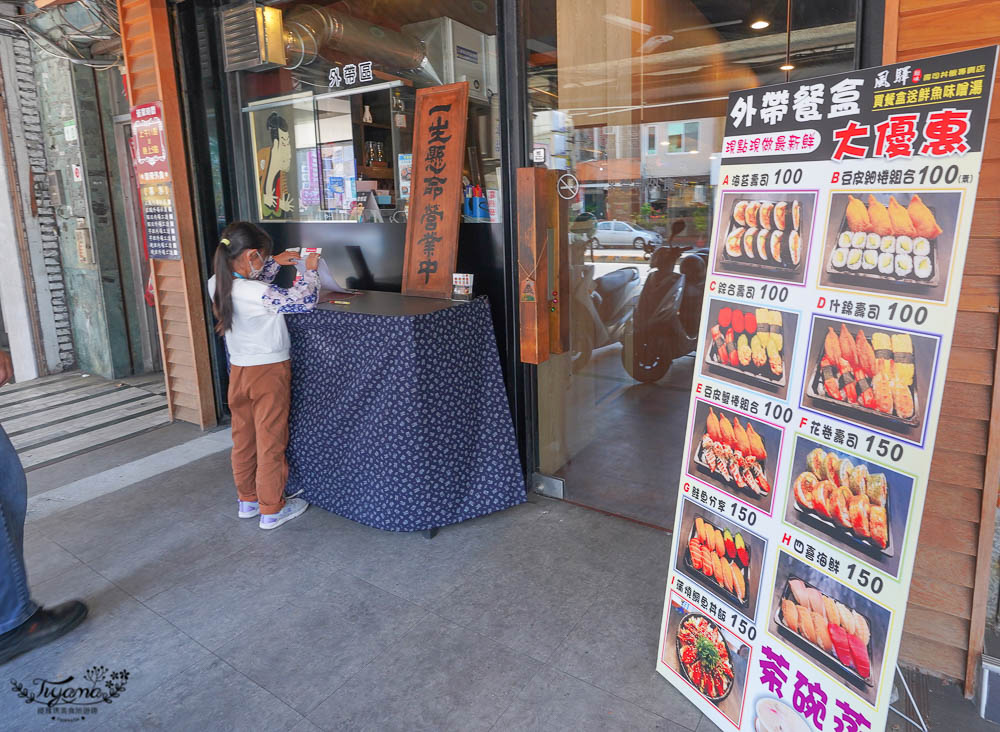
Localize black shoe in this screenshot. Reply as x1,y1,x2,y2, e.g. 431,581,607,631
0,601,88,666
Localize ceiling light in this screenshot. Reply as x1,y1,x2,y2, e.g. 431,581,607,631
751,19,770,30
780,63,795,71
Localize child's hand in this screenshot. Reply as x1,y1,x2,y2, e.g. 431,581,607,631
273,250,301,267
305,253,320,271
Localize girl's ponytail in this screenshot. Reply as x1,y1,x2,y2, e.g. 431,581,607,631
212,221,273,335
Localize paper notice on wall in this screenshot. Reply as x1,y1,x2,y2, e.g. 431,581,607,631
654,46,998,732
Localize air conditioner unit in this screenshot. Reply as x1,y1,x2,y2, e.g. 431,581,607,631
219,1,285,72
402,17,493,103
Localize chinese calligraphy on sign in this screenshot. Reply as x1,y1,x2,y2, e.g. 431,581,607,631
131,102,180,260
402,83,469,298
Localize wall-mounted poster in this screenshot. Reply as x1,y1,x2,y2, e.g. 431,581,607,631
247,97,307,221
655,46,998,732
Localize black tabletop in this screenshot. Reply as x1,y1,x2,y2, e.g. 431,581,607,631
316,290,466,317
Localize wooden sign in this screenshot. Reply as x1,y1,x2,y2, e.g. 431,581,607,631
517,167,552,364
402,82,469,299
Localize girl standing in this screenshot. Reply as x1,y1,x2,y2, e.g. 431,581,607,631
208,221,318,530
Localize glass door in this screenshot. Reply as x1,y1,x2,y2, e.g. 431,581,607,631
525,0,858,528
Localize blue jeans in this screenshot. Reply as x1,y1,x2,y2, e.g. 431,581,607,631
0,425,35,634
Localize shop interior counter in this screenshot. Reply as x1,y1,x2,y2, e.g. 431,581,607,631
285,292,526,532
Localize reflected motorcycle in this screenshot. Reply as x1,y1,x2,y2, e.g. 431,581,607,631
621,245,707,383
570,264,641,372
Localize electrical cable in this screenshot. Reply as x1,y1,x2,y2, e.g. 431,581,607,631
0,17,119,69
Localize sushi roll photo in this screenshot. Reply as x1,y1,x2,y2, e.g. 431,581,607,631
895,253,913,278
878,252,894,275
744,228,759,258
847,249,863,271
896,236,913,255
862,250,878,271
757,229,771,260
789,230,802,267
793,200,802,231
838,231,852,248
866,233,881,250
770,230,785,263
879,235,895,254
760,201,774,230
733,201,749,227
744,228,757,258
915,255,933,280
774,201,788,230
913,237,931,257
831,248,849,269
746,201,761,228
726,228,744,258
851,231,867,249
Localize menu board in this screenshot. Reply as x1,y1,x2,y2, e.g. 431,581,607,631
656,46,997,732
131,101,180,261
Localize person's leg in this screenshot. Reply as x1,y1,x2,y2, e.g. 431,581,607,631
0,425,35,634
0,425,87,665
250,361,291,515
250,361,308,530
229,366,260,509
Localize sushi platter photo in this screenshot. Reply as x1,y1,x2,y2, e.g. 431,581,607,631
663,594,751,724
769,552,891,704
701,299,798,399
675,497,767,620
712,191,816,284
820,191,962,303
783,436,914,576
775,575,875,687
802,316,939,442
687,400,783,514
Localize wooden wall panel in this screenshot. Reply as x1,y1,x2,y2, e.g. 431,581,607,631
885,0,1000,696
116,0,215,427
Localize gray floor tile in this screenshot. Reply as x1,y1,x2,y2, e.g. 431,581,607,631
549,573,702,729
99,656,303,731
433,558,605,663
85,512,256,601
493,666,681,731
23,532,87,585
307,614,541,732
142,541,336,651
216,573,427,714
3,568,212,731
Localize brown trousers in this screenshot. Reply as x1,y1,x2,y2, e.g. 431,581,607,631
229,361,291,515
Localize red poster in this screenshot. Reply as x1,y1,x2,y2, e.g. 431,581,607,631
131,102,170,184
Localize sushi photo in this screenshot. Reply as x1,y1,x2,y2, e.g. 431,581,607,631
802,316,940,444
820,191,962,302
784,436,915,575
686,398,783,514
769,552,892,704
663,595,751,724
703,299,798,398
714,191,815,284
675,498,766,619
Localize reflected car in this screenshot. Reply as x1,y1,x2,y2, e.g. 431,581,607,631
592,220,663,249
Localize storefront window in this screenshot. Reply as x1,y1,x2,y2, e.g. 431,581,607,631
232,1,501,225
528,0,858,527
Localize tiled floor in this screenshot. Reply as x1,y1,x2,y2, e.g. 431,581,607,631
5,427,988,731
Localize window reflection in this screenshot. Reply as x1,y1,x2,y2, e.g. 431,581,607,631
530,0,858,527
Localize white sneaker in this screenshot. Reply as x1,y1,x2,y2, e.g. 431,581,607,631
259,497,309,530
238,501,260,519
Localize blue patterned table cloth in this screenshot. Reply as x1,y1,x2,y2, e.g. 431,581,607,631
286,296,526,531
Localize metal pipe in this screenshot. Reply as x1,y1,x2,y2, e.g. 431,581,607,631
283,4,427,74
